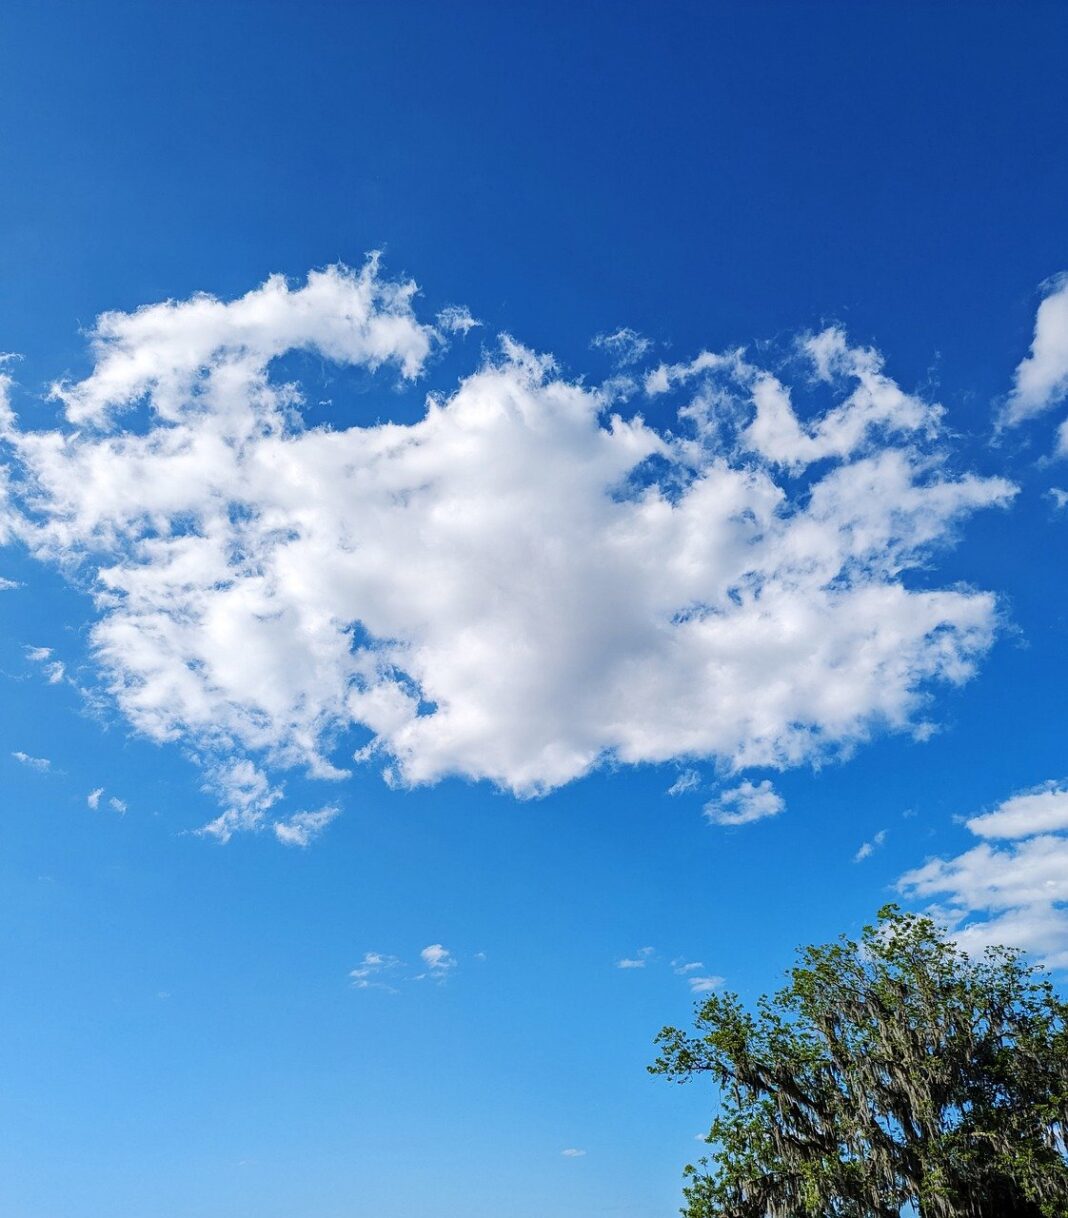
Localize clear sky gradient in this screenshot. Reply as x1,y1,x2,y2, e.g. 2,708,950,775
1,4,1067,1217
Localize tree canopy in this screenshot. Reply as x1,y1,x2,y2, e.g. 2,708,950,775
650,905,1068,1218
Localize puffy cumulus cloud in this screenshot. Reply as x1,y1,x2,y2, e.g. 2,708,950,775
1004,274,1068,440
0,262,1016,837
705,779,785,827
419,943,456,981
49,256,436,428
965,782,1068,839
899,782,1068,968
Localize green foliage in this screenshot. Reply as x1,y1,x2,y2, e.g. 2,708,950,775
649,906,1068,1218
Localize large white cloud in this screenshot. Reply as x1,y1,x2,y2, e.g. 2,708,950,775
0,259,1016,838
899,782,1068,968
1004,273,1068,451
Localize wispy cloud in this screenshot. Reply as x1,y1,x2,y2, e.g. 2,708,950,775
672,959,704,975
854,828,887,862
666,769,700,797
436,305,481,336
273,805,340,847
12,750,50,772
87,787,103,809
349,952,404,993
24,645,65,684
592,326,651,366
0,576,20,591
561,1148,587,1158
616,946,655,969
350,944,460,991
687,974,725,995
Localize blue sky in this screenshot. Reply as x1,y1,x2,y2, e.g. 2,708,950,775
1,4,1068,1216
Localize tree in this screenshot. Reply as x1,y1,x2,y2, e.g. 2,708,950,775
649,906,1068,1218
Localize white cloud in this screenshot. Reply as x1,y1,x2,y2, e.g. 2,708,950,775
672,959,704,974
899,782,1068,967
561,1148,587,1158
666,768,699,796
12,750,50,771
1049,488,1068,511
0,576,20,590
25,646,66,684
108,796,127,814
49,257,436,427
1004,274,1068,430
436,305,481,336
273,804,340,847
688,974,725,994
419,943,456,981
854,828,887,862
705,779,785,827
592,327,651,366
349,951,403,992
616,946,655,969
87,787,103,809
966,782,1068,839
0,263,1015,836
197,760,283,843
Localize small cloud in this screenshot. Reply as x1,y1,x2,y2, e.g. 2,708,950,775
419,943,456,982
12,750,50,772
688,974,725,995
273,804,340,847
672,959,704,975
24,646,65,684
0,577,21,591
592,327,651,366
197,759,284,843
350,951,403,992
1003,273,1068,427
108,797,127,815
666,768,700,796
561,1148,587,1158
87,787,104,810
1048,487,1068,511
854,829,887,862
616,946,655,969
437,305,481,336
704,779,785,827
